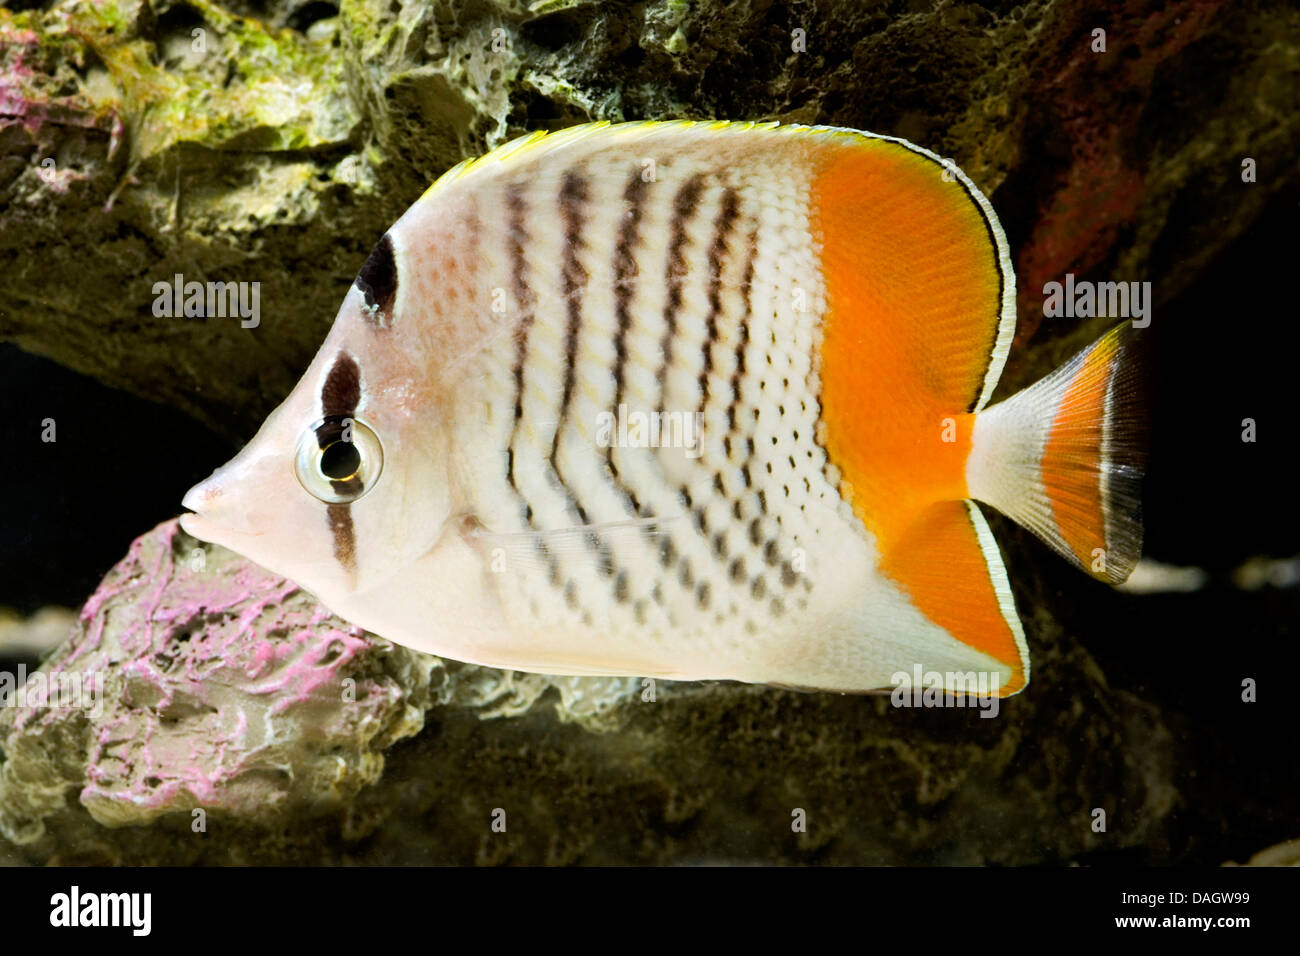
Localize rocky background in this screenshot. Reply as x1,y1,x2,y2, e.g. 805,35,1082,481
1,0,1298,864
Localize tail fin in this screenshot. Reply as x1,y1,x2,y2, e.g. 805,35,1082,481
966,324,1147,584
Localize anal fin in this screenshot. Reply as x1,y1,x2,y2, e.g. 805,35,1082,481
880,500,1028,697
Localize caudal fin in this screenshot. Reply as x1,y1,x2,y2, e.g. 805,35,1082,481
966,324,1147,584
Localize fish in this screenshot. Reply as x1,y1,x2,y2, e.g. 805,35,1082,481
180,120,1147,698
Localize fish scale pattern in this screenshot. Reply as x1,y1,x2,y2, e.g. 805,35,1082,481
456,131,850,662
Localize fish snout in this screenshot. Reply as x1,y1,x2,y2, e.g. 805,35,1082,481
181,471,262,541
181,475,223,542
182,477,223,515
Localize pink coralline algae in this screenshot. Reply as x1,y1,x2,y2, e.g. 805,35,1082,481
0,519,641,845
0,518,437,841
0,16,123,192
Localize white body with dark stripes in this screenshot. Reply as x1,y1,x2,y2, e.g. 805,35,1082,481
182,122,1145,695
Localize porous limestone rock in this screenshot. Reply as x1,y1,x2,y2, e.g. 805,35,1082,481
0,517,639,851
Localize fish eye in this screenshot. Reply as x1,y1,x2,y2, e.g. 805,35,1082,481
320,441,361,480
295,416,383,503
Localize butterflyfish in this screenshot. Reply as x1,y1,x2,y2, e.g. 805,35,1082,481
181,121,1146,698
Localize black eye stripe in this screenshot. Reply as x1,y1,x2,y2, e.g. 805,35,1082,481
328,503,356,575
321,352,360,419
329,473,364,496
313,416,351,449
318,350,365,579
355,233,397,322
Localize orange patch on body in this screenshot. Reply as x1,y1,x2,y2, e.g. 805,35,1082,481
887,502,1027,695
810,136,1022,683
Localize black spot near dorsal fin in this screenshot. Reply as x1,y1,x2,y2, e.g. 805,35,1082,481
355,233,397,323
321,352,360,419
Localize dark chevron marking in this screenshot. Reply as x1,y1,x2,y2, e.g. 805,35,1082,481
698,186,740,412
656,174,705,391
355,233,397,324
553,169,590,466
504,183,538,525
612,170,649,410
674,185,742,571
724,226,759,447
549,169,626,596
498,174,634,613
645,181,789,621
707,224,783,604
500,182,563,590
643,174,709,615
546,168,591,512
606,169,650,517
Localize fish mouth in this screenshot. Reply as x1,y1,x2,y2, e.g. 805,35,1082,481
178,509,221,544
180,481,264,543
180,483,210,541
181,479,226,539
178,509,263,538
178,510,204,537
181,482,208,516
179,509,265,546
